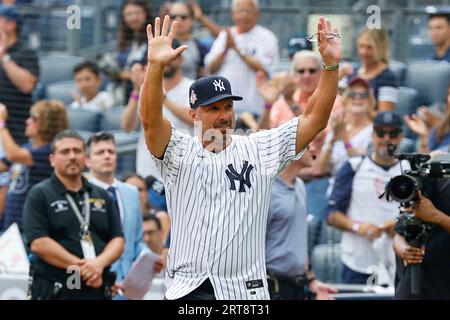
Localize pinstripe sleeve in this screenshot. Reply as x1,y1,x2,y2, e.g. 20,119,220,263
151,128,189,185
250,117,305,177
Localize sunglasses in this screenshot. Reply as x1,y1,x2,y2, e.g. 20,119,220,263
375,129,402,139
295,68,318,75
170,14,189,20
348,91,369,99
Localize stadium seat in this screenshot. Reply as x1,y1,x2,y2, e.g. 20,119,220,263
38,54,85,85
389,60,407,86
311,243,343,283
45,80,77,106
405,60,450,107
67,108,100,132
99,107,124,132
395,86,419,117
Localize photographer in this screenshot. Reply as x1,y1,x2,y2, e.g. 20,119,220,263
394,167,450,299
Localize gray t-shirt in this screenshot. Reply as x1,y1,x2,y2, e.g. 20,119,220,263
266,176,308,277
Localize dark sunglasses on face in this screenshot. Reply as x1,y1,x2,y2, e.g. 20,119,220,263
296,68,318,75
170,14,189,20
348,91,369,99
375,129,402,139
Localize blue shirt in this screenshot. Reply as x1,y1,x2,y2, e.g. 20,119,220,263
1,143,52,232
429,129,450,151
265,177,308,277
429,47,450,62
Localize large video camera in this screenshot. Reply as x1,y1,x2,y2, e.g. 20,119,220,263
384,145,450,298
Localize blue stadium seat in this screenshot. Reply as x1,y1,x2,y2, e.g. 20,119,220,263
67,108,100,132
99,107,123,132
311,244,343,283
38,54,84,85
395,86,419,116
389,60,407,86
405,61,450,107
45,80,77,106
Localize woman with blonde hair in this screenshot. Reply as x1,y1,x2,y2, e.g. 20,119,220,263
0,100,68,232
342,28,399,111
318,77,375,177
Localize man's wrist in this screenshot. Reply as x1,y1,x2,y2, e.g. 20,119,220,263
322,63,339,71
1,53,11,66
352,221,361,234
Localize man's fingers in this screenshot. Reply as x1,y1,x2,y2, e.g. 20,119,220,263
325,19,332,34
173,45,188,58
154,17,161,36
168,20,178,41
146,24,153,40
161,15,170,36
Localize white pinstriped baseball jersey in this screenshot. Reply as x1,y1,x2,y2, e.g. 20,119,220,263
152,117,304,300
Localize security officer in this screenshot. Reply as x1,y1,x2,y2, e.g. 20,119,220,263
23,130,124,300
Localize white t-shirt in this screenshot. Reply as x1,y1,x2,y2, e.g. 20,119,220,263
136,77,194,180
70,91,115,112
205,25,279,116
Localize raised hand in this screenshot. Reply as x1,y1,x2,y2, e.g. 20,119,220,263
146,16,188,65
404,114,429,137
255,70,281,105
316,16,341,66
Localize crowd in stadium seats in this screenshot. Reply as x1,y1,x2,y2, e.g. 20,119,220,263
0,0,449,300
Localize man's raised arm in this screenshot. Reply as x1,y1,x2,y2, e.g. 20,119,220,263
140,16,188,159
296,17,341,154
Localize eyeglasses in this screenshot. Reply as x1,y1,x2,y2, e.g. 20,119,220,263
306,33,340,43
170,14,189,20
295,68,318,75
375,129,402,139
348,91,369,99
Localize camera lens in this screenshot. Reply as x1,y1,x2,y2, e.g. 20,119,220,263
386,175,418,203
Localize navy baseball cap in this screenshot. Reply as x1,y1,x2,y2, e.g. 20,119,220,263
189,76,242,109
373,111,403,129
287,33,312,57
0,6,22,26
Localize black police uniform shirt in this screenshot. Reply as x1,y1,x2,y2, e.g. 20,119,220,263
396,178,450,299
23,174,123,283
0,143,52,233
0,40,39,145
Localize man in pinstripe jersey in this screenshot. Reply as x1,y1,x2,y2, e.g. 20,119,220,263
140,15,341,300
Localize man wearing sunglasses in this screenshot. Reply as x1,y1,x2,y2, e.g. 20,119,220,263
326,112,408,286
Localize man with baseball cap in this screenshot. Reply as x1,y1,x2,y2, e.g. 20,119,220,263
327,111,407,285
0,5,39,144
140,15,341,300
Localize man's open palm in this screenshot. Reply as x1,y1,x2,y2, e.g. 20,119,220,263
146,16,188,65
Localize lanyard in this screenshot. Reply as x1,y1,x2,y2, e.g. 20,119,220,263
65,192,90,237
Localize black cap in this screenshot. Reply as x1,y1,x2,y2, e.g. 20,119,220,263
0,5,22,26
287,33,312,57
373,111,403,129
189,76,242,109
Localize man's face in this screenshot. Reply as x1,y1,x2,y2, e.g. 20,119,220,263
232,0,259,33
86,140,117,178
163,56,182,79
428,17,450,46
190,98,236,140
292,57,321,95
372,126,403,159
0,17,15,36
143,220,163,253
50,138,85,178
125,176,148,213
74,68,101,98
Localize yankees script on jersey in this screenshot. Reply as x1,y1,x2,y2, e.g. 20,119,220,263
152,117,304,300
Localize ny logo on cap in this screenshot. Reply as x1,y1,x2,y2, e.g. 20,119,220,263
213,79,226,92
190,90,197,105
